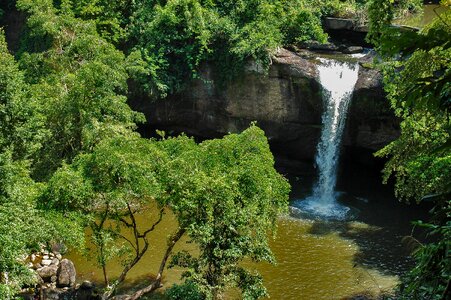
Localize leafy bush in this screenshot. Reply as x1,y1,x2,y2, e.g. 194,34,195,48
369,3,450,300
126,0,331,97
128,0,215,97
165,281,204,300
282,8,328,44
19,0,352,98
53,0,131,43
399,218,451,299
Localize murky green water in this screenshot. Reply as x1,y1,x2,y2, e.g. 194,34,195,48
68,166,429,299
249,217,399,299
394,5,449,28
69,215,399,299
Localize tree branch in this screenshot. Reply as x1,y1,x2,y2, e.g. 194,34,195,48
113,227,185,300
116,233,137,253
139,208,165,238
103,206,166,299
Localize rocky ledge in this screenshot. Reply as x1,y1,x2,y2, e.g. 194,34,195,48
130,48,398,163
20,247,98,300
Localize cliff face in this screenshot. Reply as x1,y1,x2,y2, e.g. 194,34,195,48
132,48,399,161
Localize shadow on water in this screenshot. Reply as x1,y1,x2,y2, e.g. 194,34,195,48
304,219,416,277
286,158,432,279
114,274,168,300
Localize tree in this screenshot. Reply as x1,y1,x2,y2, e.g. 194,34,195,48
0,152,85,299
56,0,132,44
16,0,144,179
162,125,290,299
0,29,42,161
42,125,289,300
3,2,292,299
0,29,84,299
369,3,450,203
127,0,329,97
368,1,450,298
42,135,168,299
128,0,215,97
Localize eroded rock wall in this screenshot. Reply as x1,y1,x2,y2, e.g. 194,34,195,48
132,48,398,162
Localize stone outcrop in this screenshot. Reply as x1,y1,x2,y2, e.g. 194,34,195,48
323,17,368,32
133,48,398,162
57,259,76,288
38,281,99,300
21,251,100,300
344,67,399,152
37,265,58,282
22,247,84,299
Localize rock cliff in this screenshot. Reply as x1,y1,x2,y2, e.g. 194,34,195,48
131,48,398,162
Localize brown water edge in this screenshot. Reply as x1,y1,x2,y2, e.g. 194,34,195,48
68,210,399,300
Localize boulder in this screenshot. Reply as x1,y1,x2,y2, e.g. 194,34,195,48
51,243,66,254
301,41,339,52
343,46,364,54
42,287,76,300
37,265,58,282
323,17,354,30
80,281,95,290
57,259,76,288
76,281,100,300
41,259,52,266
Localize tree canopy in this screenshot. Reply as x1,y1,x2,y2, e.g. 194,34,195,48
0,29,85,298
14,0,331,97
0,2,291,296
2,0,449,299
39,126,289,299
368,1,450,298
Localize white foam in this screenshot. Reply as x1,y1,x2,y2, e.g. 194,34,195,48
300,59,359,220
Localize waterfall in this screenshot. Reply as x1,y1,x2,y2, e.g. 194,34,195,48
297,58,359,220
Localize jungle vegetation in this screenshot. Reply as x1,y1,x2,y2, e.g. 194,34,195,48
369,0,450,298
0,0,449,299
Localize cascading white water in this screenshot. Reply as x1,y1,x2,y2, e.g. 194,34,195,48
297,58,359,220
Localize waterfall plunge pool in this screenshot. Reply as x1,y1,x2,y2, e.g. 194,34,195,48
68,168,430,300
67,57,430,300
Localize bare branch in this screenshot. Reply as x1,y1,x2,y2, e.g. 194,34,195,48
139,208,165,238
118,217,133,228
112,228,186,300
116,234,137,253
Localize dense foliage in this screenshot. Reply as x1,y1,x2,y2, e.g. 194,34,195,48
0,30,85,298
368,1,450,298
2,0,448,299
17,0,333,97
370,3,450,205
1,1,293,299
163,126,289,299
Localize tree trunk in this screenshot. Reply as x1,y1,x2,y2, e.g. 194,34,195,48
111,228,185,300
